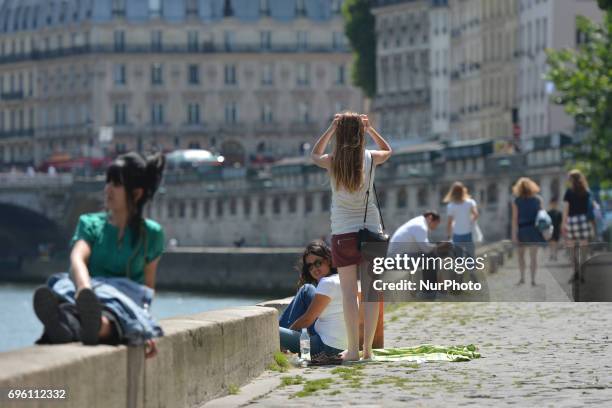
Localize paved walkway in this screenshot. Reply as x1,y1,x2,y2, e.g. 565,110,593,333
204,249,612,407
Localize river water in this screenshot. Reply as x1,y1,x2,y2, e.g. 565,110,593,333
0,283,265,353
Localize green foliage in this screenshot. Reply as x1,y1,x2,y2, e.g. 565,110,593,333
598,0,612,11
280,375,305,387
546,12,612,187
342,0,377,98
291,378,335,398
227,384,239,395
267,352,290,372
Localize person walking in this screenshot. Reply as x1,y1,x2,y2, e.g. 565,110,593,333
311,112,392,362
562,169,595,278
511,177,545,286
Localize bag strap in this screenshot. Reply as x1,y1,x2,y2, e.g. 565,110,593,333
362,153,386,232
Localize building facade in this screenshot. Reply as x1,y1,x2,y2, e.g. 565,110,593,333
0,0,361,167
372,0,439,143
517,0,602,144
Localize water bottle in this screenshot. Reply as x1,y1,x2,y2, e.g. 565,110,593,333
299,328,311,361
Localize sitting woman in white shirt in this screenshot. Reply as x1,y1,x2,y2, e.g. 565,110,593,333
279,241,347,359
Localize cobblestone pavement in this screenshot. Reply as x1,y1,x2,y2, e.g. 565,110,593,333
209,249,612,407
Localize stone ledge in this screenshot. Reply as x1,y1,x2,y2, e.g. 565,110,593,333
0,306,279,408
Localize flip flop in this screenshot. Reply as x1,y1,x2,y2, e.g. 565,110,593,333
76,288,102,345
33,286,73,344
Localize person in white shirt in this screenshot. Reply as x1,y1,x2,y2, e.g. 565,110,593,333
444,182,479,257
388,212,449,298
279,242,347,359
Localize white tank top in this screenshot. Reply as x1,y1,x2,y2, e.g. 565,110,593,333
330,150,382,235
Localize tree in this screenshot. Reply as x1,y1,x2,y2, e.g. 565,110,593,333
546,12,612,187
342,0,376,99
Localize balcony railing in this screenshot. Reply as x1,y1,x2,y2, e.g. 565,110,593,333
0,128,34,139
0,91,24,100
0,43,351,64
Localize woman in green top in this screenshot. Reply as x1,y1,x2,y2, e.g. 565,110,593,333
33,152,165,357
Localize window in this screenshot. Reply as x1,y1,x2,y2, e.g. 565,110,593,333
113,64,126,85
224,31,235,51
114,103,127,125
260,31,271,50
261,104,273,123
288,196,297,213
487,183,498,204
298,102,310,123
335,64,345,85
397,188,407,208
186,0,198,16
114,30,125,51
149,0,162,17
296,0,306,16
243,197,251,217
225,101,237,124
273,197,281,214
260,0,270,16
297,31,308,49
296,63,310,86
304,195,313,214
216,199,223,217
187,103,200,124
321,192,330,212
258,197,265,215
261,63,273,85
224,64,237,85
188,64,199,84
332,31,344,49
187,30,198,51
203,200,210,218
112,0,126,17
151,103,164,124
190,201,198,218
151,30,162,51
230,198,237,215
417,187,427,207
151,63,163,85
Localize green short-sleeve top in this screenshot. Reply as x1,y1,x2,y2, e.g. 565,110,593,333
70,212,165,284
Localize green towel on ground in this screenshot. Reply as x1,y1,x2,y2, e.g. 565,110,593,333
373,344,481,362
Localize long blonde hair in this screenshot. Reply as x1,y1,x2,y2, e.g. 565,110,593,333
567,169,589,196
512,177,540,198
443,181,470,203
331,112,366,192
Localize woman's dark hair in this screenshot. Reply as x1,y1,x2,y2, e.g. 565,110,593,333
105,151,165,247
423,210,440,221
296,241,337,288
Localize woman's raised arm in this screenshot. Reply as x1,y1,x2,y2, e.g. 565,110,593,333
361,115,392,165
310,115,340,170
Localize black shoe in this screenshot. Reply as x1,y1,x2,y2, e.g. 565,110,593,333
76,288,102,345
33,286,73,344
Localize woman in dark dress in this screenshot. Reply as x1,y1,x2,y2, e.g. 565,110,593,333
511,177,545,286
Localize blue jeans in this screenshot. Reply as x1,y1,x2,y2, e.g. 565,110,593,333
452,233,478,282
279,284,317,335
452,232,475,257
279,327,344,356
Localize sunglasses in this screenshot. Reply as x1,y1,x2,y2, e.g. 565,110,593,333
305,259,324,272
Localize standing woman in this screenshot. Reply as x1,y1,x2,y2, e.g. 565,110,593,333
33,152,165,357
511,177,545,286
562,169,595,268
444,182,479,282
311,112,392,361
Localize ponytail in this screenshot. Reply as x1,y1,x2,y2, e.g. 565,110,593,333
145,152,165,200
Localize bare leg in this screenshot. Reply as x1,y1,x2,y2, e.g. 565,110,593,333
529,246,538,285
338,265,359,361
362,297,380,360
517,246,526,284
98,315,113,341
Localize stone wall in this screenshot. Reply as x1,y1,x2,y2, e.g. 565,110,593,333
0,306,278,408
